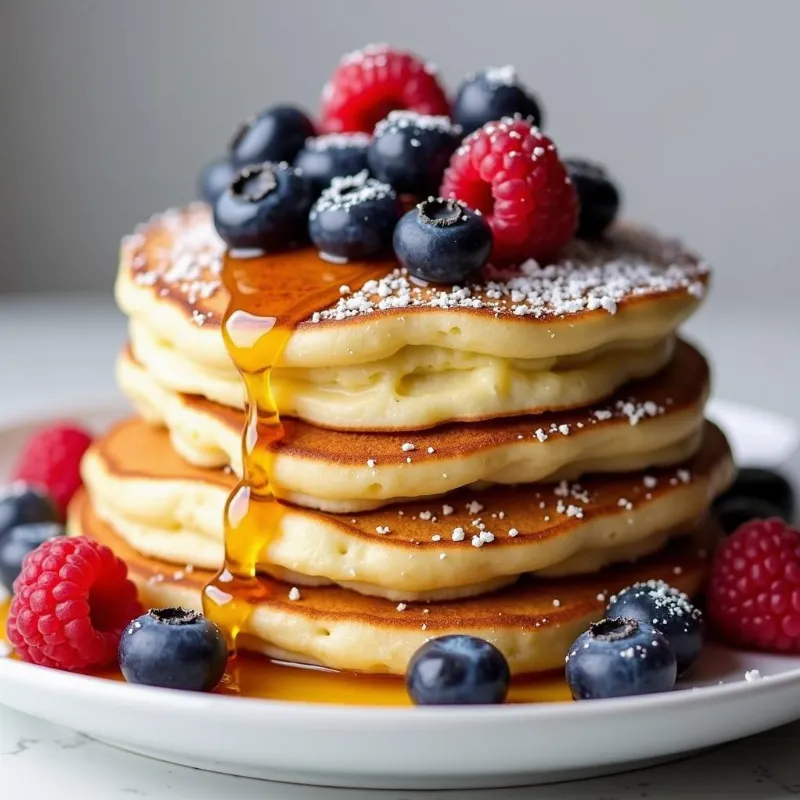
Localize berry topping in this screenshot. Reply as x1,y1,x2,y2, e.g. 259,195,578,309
453,65,543,135
294,132,371,196
714,496,788,535
309,171,400,263
0,483,59,540
119,607,228,692
564,158,621,239
0,522,64,593
213,162,313,251
406,634,510,705
6,536,142,670
565,618,677,700
607,580,704,676
320,44,449,134
441,117,578,264
197,157,237,205
229,105,316,168
11,424,93,517
367,110,461,196
715,468,796,525
708,518,800,652
393,197,492,283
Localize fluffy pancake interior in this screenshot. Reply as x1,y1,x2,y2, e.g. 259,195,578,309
117,340,710,512
129,315,677,430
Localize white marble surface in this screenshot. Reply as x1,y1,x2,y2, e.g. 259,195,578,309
1,295,799,799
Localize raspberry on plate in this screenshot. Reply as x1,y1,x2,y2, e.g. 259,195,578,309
11,424,93,517
320,44,449,134
440,117,578,264
708,518,800,652
6,536,142,671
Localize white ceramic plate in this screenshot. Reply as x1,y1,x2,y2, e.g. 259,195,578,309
0,400,798,790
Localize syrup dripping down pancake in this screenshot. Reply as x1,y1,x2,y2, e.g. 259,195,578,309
80,417,733,601
70,490,713,676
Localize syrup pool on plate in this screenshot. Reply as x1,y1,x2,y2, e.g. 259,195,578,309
0,598,570,704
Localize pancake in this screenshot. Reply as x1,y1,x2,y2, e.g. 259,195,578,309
118,340,710,512
116,205,708,424
128,316,676,431
70,490,712,676
80,417,733,601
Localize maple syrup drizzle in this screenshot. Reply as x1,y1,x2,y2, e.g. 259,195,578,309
201,248,388,650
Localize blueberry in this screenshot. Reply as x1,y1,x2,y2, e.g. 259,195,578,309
367,111,461,196
294,133,371,197
0,522,64,591
0,483,59,542
564,158,621,239
213,162,313,251
197,157,237,205
119,607,228,692
308,171,400,262
714,496,788,535
565,618,677,700
606,581,704,676
406,635,510,705
715,468,795,524
453,66,543,135
229,105,315,168
393,197,492,283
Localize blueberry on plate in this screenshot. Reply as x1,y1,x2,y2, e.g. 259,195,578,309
229,105,316,168
715,468,795,524
213,162,313,251
453,66,543,135
714,496,788,535
0,522,64,592
564,158,621,240
393,197,492,283
119,607,228,692
308,171,400,262
367,110,461,196
0,483,59,541
294,132,371,197
197,157,237,205
565,618,677,700
406,634,510,705
607,581,704,676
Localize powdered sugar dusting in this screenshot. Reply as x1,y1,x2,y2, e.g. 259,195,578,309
310,171,395,219
483,65,520,86
310,225,708,323
373,109,460,137
124,208,708,329
304,132,371,151
125,203,225,316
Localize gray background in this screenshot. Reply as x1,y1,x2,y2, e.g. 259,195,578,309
2,0,799,301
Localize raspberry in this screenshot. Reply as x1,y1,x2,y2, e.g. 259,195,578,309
11,424,93,517
707,518,800,652
440,117,578,264
6,536,142,670
320,44,449,134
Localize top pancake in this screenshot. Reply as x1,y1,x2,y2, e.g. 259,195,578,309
117,204,709,372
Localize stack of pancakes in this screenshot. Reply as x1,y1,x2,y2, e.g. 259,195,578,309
70,203,735,675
